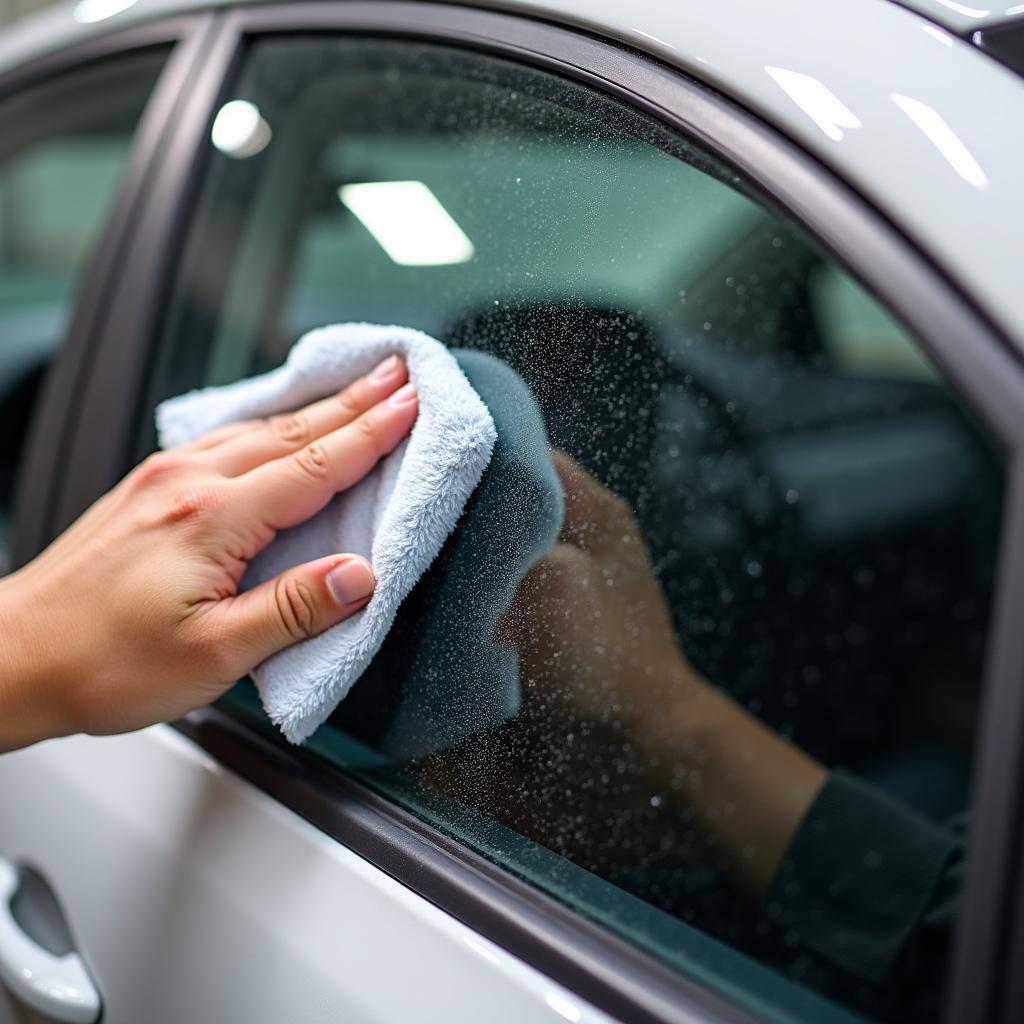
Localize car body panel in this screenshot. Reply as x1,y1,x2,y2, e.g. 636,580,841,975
0,726,617,1024
893,0,1024,32
1,0,1022,362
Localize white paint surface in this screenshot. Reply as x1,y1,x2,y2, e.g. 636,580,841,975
0,726,618,1024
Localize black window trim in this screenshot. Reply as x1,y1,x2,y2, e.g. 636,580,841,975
24,5,1024,1024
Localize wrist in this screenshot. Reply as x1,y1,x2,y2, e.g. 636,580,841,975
0,574,76,751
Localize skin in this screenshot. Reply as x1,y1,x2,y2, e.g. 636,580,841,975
503,453,828,899
0,353,418,753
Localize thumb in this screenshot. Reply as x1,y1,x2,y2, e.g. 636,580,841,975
218,554,375,669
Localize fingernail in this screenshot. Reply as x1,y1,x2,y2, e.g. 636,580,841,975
387,382,417,407
327,558,375,604
369,354,400,381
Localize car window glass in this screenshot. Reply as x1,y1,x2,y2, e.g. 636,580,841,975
0,48,168,571
149,38,1005,1024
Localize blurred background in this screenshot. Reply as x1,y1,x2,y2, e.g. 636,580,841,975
0,0,53,26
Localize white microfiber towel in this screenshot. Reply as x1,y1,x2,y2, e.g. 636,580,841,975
157,323,497,744
356,348,564,761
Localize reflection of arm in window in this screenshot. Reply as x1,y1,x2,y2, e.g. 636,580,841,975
507,452,828,896
508,451,961,986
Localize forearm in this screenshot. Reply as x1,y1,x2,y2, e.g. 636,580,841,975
0,574,74,752
636,678,827,900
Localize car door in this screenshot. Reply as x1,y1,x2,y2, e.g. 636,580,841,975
4,5,1024,1024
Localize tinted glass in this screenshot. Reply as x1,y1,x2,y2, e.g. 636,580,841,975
151,38,1005,1024
0,48,168,570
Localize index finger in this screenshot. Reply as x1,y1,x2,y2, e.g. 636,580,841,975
231,382,419,532
205,354,410,476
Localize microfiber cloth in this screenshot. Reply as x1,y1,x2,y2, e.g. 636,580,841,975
343,348,565,761
157,323,498,743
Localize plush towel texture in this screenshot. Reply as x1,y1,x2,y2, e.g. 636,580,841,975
157,323,497,743
344,348,564,760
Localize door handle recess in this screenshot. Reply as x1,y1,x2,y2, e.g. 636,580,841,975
0,856,101,1023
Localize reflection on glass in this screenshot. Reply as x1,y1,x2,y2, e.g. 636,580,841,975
338,181,475,266
210,101,273,160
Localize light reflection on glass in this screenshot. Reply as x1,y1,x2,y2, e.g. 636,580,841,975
764,66,861,142
210,100,273,160
338,181,475,266
892,94,988,188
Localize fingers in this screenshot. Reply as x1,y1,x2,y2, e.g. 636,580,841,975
202,355,409,476
217,554,375,669
552,450,636,553
232,381,419,532
174,420,262,454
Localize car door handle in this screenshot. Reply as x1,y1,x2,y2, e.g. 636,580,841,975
0,856,101,1023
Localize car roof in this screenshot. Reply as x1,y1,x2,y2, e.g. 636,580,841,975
1,0,1023,355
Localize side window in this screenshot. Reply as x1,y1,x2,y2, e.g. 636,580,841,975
0,48,168,570
152,38,1005,1024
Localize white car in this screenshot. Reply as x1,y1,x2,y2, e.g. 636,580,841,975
1,1,1023,1022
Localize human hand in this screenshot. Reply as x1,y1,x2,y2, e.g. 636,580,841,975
0,355,417,751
